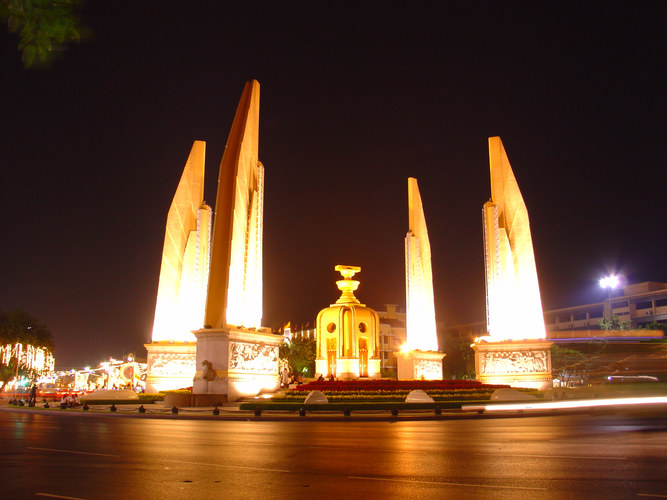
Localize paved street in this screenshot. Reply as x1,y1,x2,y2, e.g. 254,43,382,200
1,410,666,499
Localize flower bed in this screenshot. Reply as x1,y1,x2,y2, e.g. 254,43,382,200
295,379,509,392
274,379,530,402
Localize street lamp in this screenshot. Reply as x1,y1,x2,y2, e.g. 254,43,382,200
599,275,620,319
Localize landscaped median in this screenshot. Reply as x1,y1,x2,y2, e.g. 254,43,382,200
239,379,542,411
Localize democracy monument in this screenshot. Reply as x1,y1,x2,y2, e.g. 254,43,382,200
145,79,552,398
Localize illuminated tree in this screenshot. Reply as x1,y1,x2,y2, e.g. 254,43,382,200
0,310,54,391
279,336,316,377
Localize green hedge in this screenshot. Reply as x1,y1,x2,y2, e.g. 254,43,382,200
239,401,482,411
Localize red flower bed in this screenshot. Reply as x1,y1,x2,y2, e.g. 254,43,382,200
295,379,509,392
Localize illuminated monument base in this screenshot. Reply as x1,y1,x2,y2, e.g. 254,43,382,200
144,341,196,393
396,350,445,380
191,328,281,405
315,358,381,381
472,339,553,391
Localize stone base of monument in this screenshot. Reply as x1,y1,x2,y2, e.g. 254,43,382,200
396,350,446,380
144,341,196,393
315,357,381,381
472,339,553,391
191,327,282,405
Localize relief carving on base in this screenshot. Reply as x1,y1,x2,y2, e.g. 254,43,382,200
148,353,196,376
229,342,279,373
415,359,442,379
480,350,548,375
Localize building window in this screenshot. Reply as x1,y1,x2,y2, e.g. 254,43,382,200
635,301,652,310
612,301,629,309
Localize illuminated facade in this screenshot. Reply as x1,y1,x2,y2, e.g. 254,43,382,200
192,80,280,404
482,137,546,341
145,141,210,392
475,137,552,390
315,266,381,380
405,177,439,350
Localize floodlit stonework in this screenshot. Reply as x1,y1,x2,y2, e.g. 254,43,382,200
315,266,381,380
476,137,552,390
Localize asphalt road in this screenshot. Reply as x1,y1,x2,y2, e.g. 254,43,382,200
1,410,666,499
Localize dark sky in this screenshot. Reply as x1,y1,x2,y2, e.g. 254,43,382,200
1,2,664,369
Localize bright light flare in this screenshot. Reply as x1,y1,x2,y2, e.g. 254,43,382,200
599,275,620,289
399,343,412,355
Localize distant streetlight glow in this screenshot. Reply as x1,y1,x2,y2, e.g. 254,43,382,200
599,274,621,319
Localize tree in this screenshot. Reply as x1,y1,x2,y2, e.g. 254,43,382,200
0,309,54,392
639,321,667,333
598,315,631,331
550,345,588,386
1,0,87,68
0,309,53,349
443,338,475,379
279,336,316,377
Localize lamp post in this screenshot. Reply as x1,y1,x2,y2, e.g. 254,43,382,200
599,275,620,320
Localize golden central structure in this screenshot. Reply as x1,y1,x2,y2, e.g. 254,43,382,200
146,80,280,400
473,137,552,390
397,178,445,380
315,266,381,380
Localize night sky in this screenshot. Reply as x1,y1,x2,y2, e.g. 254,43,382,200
1,2,664,369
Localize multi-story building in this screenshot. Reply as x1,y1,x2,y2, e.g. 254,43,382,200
377,304,407,377
545,282,667,331
442,282,667,345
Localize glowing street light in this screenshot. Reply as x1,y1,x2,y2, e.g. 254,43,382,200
599,274,620,319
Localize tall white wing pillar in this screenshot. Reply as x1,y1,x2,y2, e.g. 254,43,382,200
483,137,546,340
405,177,439,351
151,141,210,342
205,79,264,330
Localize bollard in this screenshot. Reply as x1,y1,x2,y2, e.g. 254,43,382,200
83,404,89,411
299,408,306,417
254,408,262,417
110,404,117,412
171,406,179,415
390,408,399,417
138,405,146,413
213,406,220,416
343,407,351,416
434,405,442,415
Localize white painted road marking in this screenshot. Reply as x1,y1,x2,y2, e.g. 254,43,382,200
159,458,289,473
475,452,627,460
348,476,547,491
36,493,88,500
28,447,118,457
